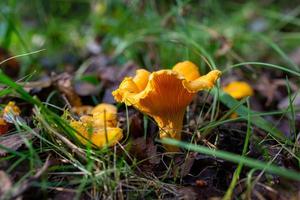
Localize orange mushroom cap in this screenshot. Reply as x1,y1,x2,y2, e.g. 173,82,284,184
223,81,253,99
173,61,200,81
112,61,221,151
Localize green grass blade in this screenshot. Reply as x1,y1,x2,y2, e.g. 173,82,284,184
0,70,41,105
213,88,287,142
223,62,300,77
160,138,300,181
257,34,299,72
223,100,252,200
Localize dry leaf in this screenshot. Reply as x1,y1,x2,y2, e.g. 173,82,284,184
0,119,9,135
129,137,160,166
0,131,34,156
53,73,82,107
0,47,20,78
0,170,12,197
74,81,99,96
179,153,196,177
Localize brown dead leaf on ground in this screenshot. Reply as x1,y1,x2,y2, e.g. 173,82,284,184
0,170,12,197
0,119,9,135
52,73,82,107
21,73,82,107
3,155,51,200
0,47,20,79
74,81,100,96
177,186,223,200
52,190,76,200
254,75,298,106
0,130,35,156
129,137,160,169
173,153,196,178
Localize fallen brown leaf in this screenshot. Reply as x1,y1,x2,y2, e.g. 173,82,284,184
0,170,12,197
0,119,9,135
74,81,100,96
53,73,82,107
0,130,35,156
0,47,20,79
255,75,297,106
129,137,160,167
179,153,196,178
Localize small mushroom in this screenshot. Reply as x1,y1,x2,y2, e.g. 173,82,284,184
70,103,123,148
0,101,21,135
223,81,254,119
92,103,118,128
223,81,253,99
3,101,21,116
112,61,221,151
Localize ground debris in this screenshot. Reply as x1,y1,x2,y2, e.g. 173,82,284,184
0,170,12,198
0,47,20,79
129,137,160,169
0,130,35,156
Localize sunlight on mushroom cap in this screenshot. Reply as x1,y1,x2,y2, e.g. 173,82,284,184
70,103,122,148
132,69,151,91
173,60,200,81
70,120,122,147
112,61,221,151
223,81,254,99
92,103,117,115
91,103,118,127
71,106,94,116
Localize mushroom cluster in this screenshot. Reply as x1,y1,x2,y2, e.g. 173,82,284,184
112,61,221,151
70,103,123,148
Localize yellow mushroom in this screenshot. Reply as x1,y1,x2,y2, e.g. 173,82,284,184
70,103,123,148
70,120,123,147
223,81,254,119
223,81,253,100
3,101,21,116
0,101,21,135
91,103,118,127
91,103,117,115
112,61,221,151
71,106,94,116
173,61,200,81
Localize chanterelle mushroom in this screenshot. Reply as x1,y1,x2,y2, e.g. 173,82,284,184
223,81,253,100
223,81,254,119
70,103,123,148
112,61,221,151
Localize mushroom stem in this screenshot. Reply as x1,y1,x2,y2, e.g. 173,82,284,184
155,112,184,152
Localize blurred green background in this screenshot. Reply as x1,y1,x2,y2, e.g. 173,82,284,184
1,0,300,77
